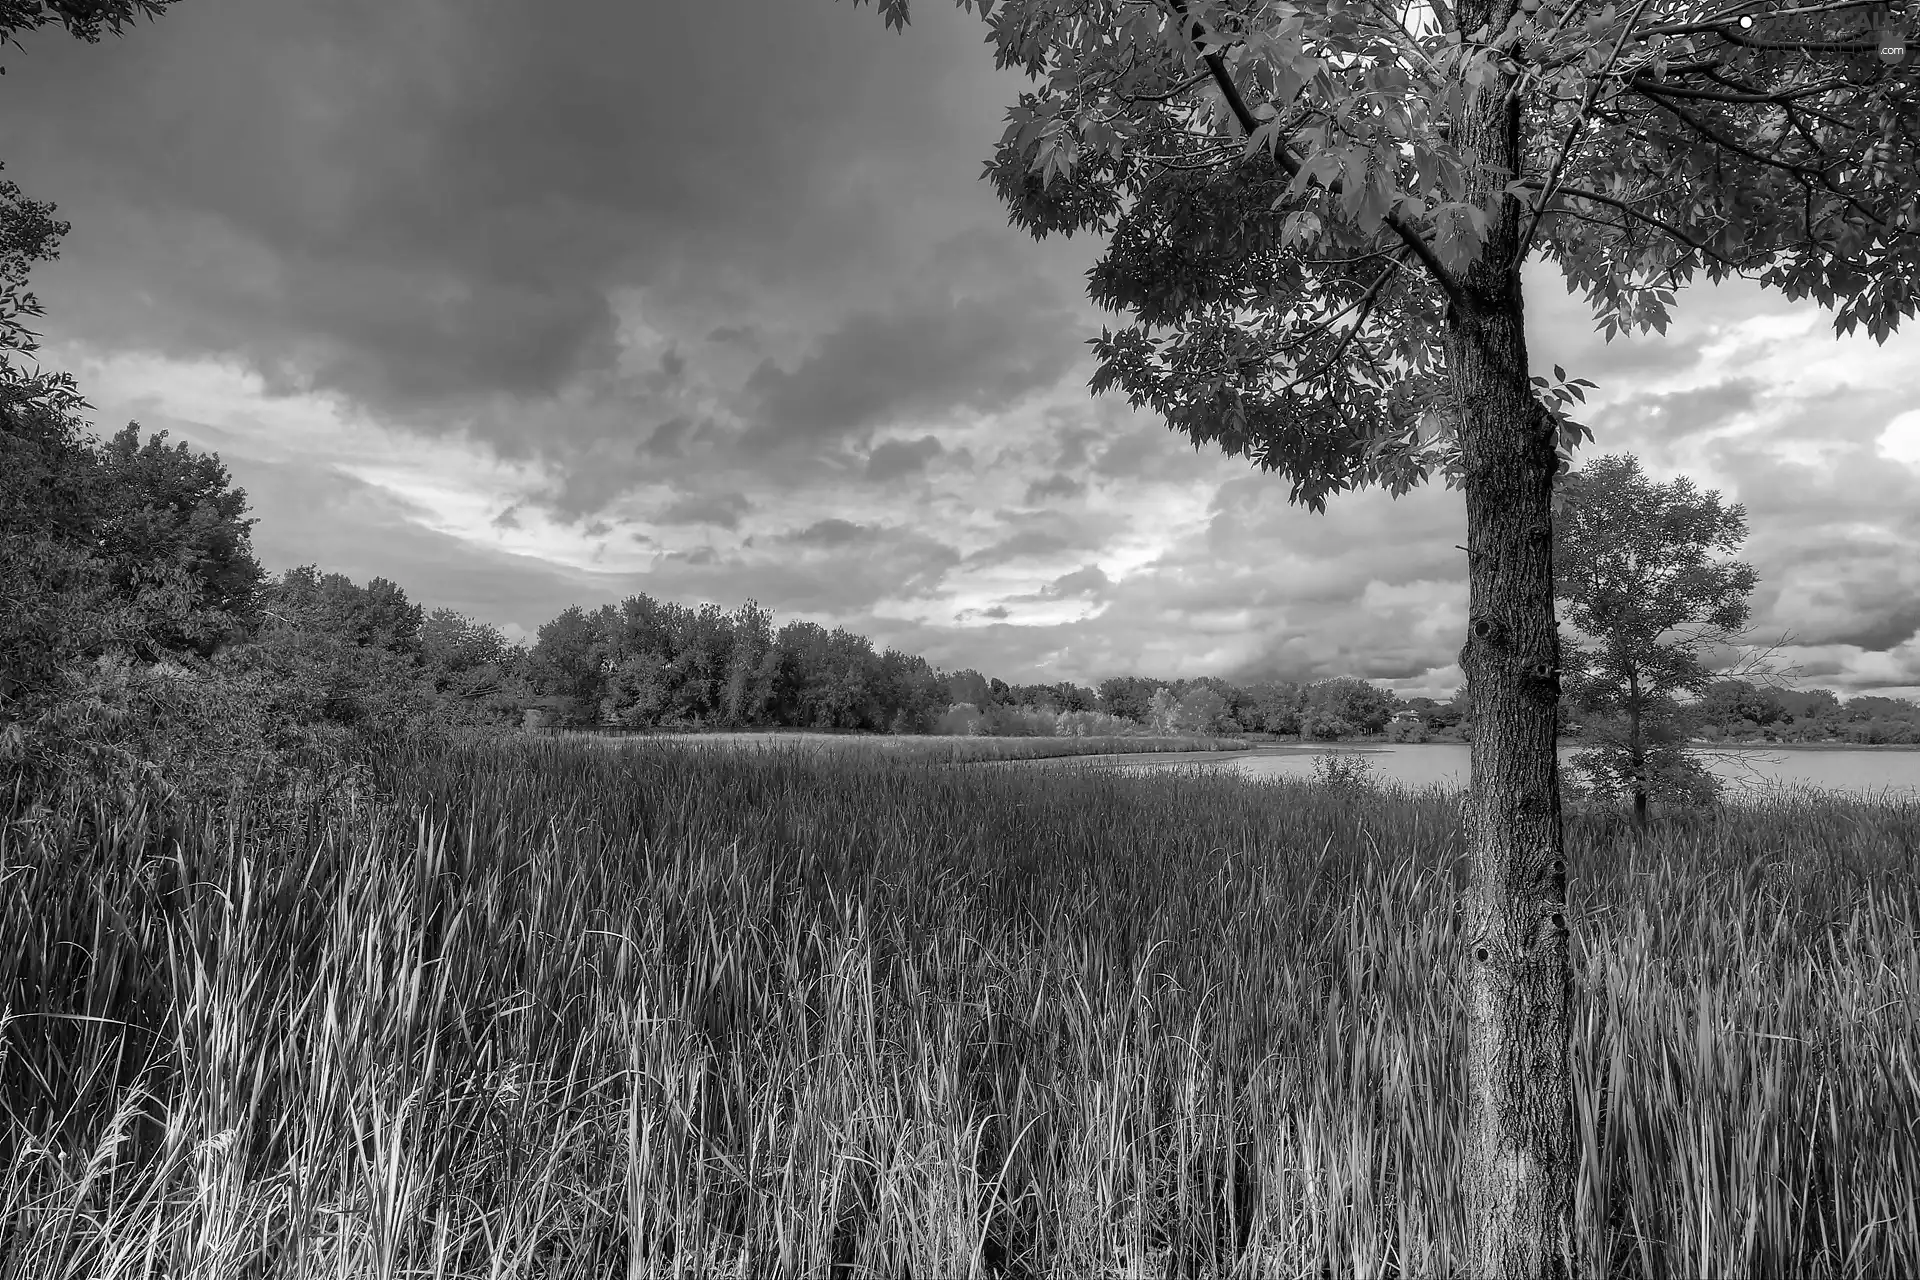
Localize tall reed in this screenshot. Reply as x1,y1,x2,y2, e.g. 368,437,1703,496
2,736,1914,1278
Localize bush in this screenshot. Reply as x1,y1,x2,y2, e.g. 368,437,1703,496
1054,709,1147,738
1303,711,1356,741
980,703,1054,737
1309,750,1376,794
935,702,986,736
0,648,394,829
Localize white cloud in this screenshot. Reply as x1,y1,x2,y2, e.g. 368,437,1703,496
1878,410,1920,468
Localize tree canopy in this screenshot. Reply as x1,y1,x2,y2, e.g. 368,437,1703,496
1,398,263,718
851,0,1916,513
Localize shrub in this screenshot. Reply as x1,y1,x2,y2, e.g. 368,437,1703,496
935,702,986,736
1054,709,1147,738
1304,751,1380,803
1303,711,1356,741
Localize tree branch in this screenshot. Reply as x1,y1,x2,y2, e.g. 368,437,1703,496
1633,89,1895,232
1162,0,1468,306
1512,0,1662,269
1279,276,1396,394
1276,252,1411,393
1519,179,1749,270
1624,73,1847,103
1117,68,1214,105
1713,26,1877,52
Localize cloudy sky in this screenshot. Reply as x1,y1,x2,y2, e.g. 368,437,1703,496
8,0,1919,698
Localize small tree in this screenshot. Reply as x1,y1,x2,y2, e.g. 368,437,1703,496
1246,679,1305,734
260,566,424,656
1555,454,1759,827
1145,684,1178,732
419,607,531,729
1695,676,1788,736
93,423,265,658
1172,683,1233,731
1304,675,1397,734
1096,674,1160,721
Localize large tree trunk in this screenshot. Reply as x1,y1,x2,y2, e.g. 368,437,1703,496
1442,36,1574,1280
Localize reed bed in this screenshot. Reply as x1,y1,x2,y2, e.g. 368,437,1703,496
550,730,1253,763
1,736,1915,1278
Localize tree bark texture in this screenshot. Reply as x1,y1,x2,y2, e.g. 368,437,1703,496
1442,40,1575,1280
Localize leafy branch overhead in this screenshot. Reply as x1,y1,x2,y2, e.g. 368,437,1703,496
855,0,1917,508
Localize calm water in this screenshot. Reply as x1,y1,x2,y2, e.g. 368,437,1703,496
1130,743,1920,799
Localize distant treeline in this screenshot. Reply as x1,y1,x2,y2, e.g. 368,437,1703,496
73,553,1920,753
1691,681,1920,746
369,585,1920,746
9,405,1917,818
450,595,1449,740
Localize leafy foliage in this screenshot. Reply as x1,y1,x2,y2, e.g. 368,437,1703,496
849,0,1917,511
1555,453,1760,818
0,394,467,815
1,395,267,789
259,564,423,654
90,423,266,658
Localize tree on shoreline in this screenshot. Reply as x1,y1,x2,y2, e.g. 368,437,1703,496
841,0,1918,1269
1555,453,1762,827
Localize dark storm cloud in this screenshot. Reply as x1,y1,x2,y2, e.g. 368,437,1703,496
1840,610,1920,653
761,524,963,605
741,284,1081,449
1093,422,1185,478
1591,379,1761,439
8,0,1031,480
1561,331,1708,384
1036,565,1111,599
788,519,872,549
1761,553,1920,652
1052,424,1104,470
1023,472,1086,503
656,492,752,531
866,435,945,483
964,529,1079,566
640,416,699,459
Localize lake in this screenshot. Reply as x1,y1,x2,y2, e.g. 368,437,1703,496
1123,742,1920,800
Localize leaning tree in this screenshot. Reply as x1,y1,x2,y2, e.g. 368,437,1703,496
844,0,1916,1273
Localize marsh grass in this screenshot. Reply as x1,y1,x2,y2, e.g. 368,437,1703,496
551,730,1253,763
1,736,1915,1278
